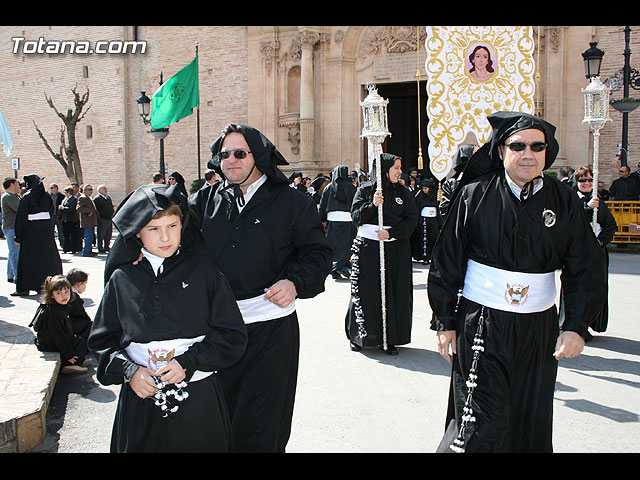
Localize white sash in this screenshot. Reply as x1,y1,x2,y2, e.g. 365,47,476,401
125,336,212,382
236,293,296,325
327,211,352,222
28,211,51,221
421,206,437,218
357,223,396,242
461,259,557,313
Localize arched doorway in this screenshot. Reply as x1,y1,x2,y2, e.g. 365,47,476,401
375,81,430,178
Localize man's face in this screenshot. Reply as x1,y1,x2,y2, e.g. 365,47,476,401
220,132,262,186
500,128,546,187
50,186,58,195
620,166,630,178
98,186,107,196
7,181,20,194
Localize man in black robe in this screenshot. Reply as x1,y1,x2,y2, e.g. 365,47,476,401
189,124,332,452
13,174,62,296
428,111,606,453
319,165,357,279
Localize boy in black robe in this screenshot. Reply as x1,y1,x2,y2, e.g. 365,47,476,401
89,184,247,452
428,111,606,453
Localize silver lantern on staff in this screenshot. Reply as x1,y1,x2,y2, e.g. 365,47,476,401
582,70,611,234
360,82,392,351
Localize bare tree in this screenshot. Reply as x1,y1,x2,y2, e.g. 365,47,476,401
33,85,91,184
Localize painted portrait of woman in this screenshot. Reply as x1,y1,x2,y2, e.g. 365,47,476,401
466,44,496,82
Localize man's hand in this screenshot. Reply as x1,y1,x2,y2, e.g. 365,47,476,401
264,279,297,308
553,331,585,360
436,330,457,363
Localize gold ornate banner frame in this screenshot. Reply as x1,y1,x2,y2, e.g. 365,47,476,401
424,26,536,180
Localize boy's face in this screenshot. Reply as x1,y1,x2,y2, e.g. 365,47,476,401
53,287,71,305
74,280,88,294
136,214,182,258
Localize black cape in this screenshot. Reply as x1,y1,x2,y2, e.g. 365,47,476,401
15,174,62,292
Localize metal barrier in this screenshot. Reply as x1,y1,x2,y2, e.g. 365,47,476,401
605,201,640,244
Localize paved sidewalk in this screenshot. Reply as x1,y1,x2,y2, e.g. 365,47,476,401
0,237,109,452
1,233,639,453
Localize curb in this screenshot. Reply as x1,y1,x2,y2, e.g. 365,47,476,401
0,344,60,453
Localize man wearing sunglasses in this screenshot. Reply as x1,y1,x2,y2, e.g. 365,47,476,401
189,123,331,453
609,164,640,200
428,111,606,453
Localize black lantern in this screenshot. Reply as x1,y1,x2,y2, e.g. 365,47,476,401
136,91,151,124
582,42,605,79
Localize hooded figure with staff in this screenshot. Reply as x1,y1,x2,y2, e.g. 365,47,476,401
346,83,418,355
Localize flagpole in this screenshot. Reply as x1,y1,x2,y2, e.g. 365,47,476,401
196,41,201,181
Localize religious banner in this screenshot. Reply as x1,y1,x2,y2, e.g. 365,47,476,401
424,26,536,180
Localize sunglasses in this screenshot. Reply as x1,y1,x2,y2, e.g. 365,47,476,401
219,149,252,160
577,178,593,183
504,141,547,152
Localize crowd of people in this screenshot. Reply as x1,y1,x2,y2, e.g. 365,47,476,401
0,113,630,453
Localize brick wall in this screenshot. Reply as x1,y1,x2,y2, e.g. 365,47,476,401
0,26,248,204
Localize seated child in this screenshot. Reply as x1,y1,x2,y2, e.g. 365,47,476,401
88,184,248,453
30,275,91,374
66,268,93,345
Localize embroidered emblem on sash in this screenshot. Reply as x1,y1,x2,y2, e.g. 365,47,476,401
542,209,556,227
148,348,175,370
395,197,403,205
505,283,530,306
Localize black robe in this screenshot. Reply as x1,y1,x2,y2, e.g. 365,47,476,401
189,178,332,302
188,178,332,452
410,190,441,262
428,171,606,452
14,176,62,293
89,250,248,453
346,182,418,347
575,190,617,332
318,166,357,275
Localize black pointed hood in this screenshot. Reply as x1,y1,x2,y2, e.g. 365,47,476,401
208,124,289,184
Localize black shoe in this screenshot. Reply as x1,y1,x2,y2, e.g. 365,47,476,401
7,278,14,283
10,291,30,296
350,342,361,352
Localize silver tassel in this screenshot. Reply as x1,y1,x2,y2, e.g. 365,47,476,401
451,306,485,453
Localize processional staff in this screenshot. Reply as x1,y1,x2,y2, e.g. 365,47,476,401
582,74,611,234
360,82,392,351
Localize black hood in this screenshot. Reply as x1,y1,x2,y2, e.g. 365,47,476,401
112,184,189,240
460,111,559,188
208,124,289,184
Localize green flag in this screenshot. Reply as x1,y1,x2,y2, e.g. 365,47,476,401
150,54,199,129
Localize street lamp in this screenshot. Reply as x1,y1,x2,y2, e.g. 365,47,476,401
136,91,151,124
582,44,611,234
603,27,640,166
136,77,169,181
582,41,605,80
